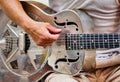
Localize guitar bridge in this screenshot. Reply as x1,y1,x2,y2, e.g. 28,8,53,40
19,33,30,54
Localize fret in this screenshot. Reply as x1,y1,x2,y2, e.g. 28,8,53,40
98,33,101,48
73,34,76,50
78,34,83,49
69,34,71,50
99,34,104,48
79,34,83,49
114,34,119,48
76,34,78,49
84,34,88,49
87,34,91,49
83,34,87,49
81,34,84,49
91,34,95,49
109,34,114,48
93,34,96,49
89,34,92,49
71,34,73,50
107,34,110,48
113,34,115,48
94,34,99,48
82,34,90,49
119,34,120,47
72,34,74,50
103,34,105,48
76,34,80,50
65,34,70,50
77,34,80,50
66,34,72,50
65,33,120,50
65,34,67,50
73,34,77,50
104,34,109,48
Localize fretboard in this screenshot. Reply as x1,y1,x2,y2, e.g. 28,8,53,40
65,34,120,50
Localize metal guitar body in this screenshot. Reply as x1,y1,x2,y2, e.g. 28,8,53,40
22,1,94,75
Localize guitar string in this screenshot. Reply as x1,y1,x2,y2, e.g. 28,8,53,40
4,38,120,43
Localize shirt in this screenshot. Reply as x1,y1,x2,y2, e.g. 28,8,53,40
49,0,120,68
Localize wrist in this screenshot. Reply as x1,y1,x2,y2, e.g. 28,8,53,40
20,17,35,32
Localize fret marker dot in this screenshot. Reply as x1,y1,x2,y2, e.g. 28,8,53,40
68,47,71,49
91,40,94,43
80,35,82,37
67,35,70,38
74,41,76,43
105,40,107,42
81,46,83,48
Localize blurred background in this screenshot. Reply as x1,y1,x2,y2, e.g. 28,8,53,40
37,0,49,6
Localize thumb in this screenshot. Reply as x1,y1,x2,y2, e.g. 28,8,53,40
47,25,62,34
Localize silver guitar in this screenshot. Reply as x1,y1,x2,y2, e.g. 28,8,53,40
1,1,117,82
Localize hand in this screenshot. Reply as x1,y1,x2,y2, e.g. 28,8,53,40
22,21,62,47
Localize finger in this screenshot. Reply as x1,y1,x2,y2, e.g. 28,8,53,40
50,34,60,40
47,24,62,34
42,27,61,41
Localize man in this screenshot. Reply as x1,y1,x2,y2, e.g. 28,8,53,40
0,0,120,82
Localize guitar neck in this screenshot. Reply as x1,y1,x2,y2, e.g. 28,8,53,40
65,34,120,50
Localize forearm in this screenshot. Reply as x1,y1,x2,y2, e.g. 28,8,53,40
0,0,61,46
0,0,33,29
